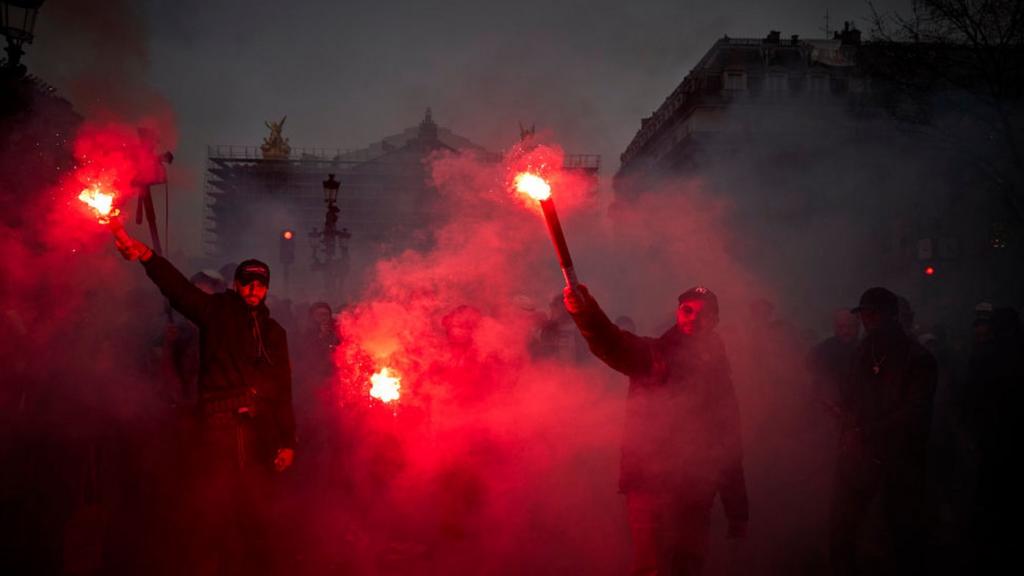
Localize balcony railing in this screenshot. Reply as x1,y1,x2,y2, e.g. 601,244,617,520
563,154,601,170
207,145,371,161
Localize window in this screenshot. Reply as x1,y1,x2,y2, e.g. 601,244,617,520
704,74,723,93
724,70,746,91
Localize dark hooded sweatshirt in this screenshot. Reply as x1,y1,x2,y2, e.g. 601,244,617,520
143,255,296,451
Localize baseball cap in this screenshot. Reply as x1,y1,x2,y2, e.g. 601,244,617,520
679,286,719,318
234,259,270,286
851,287,898,317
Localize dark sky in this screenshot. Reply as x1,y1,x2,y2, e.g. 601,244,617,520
28,0,907,257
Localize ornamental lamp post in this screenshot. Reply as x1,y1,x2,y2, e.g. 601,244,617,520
319,174,343,297
1,0,44,76
322,173,340,206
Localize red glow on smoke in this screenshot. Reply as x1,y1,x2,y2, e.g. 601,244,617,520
63,122,169,233
504,141,590,213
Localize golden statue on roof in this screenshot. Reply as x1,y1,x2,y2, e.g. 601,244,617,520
261,116,291,159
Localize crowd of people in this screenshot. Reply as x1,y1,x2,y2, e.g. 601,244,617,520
3,223,1020,576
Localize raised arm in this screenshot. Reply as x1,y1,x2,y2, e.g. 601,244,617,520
114,229,213,325
564,285,654,377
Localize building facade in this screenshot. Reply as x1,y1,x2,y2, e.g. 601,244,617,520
614,27,1022,327
203,110,599,302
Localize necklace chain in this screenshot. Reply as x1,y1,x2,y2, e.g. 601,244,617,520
870,344,887,375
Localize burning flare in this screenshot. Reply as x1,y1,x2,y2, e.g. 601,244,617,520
515,172,551,201
369,367,402,403
77,182,120,223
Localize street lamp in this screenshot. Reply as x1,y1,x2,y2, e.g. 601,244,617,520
313,174,348,298
322,173,340,205
2,0,45,75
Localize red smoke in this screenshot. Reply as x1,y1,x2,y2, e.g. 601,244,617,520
504,140,593,213
51,122,170,246
312,137,630,571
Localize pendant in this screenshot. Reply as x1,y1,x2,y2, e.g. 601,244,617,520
872,364,881,375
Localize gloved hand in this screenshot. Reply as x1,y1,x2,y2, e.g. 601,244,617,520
727,519,748,540
114,230,153,262
562,284,591,314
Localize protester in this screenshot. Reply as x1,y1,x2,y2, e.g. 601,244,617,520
806,308,860,417
829,287,937,576
565,284,748,575
113,230,295,575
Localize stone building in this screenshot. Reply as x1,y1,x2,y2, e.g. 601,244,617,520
614,26,1022,326
203,110,599,301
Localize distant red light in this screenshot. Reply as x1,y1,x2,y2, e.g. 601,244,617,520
924,266,935,276
282,230,294,240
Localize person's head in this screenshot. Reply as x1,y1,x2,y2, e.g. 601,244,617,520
190,270,224,295
218,262,239,285
549,293,569,320
972,318,993,343
832,308,860,343
309,301,332,324
677,286,719,336
233,259,270,308
308,301,333,333
442,305,482,346
972,302,995,343
851,287,899,335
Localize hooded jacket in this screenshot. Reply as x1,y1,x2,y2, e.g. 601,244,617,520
568,289,748,525
143,255,296,450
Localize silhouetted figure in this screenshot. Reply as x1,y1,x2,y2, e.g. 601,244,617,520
114,232,296,576
294,301,339,392
430,305,516,544
830,287,937,576
536,293,587,363
565,284,748,576
965,306,1023,571
807,309,861,417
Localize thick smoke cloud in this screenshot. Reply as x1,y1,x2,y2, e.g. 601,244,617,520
289,130,838,574
0,117,182,572
2,3,183,568
305,86,1004,573
5,2,994,573
297,142,629,573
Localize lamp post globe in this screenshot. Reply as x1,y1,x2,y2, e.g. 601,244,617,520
322,173,340,205
2,0,45,73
